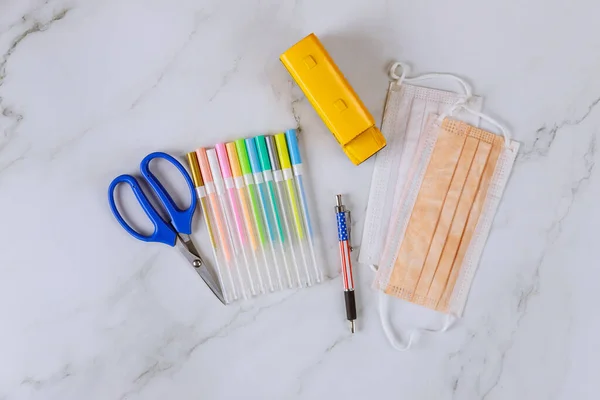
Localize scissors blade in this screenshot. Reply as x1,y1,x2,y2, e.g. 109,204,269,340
175,235,226,305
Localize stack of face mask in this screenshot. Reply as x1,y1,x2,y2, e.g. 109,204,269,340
360,62,520,350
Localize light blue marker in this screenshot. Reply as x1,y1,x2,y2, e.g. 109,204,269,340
285,129,322,283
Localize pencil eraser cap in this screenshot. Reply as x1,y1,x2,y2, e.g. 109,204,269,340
285,129,302,165
245,137,262,173
215,143,232,178
255,135,272,171
274,133,292,170
226,142,243,177
235,139,252,175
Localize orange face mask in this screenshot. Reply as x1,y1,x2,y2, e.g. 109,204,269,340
386,118,503,310
375,110,519,350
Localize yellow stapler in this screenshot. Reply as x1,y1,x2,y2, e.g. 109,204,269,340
280,33,386,165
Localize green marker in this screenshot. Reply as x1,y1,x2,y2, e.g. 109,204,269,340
234,139,275,291
235,139,267,244
255,135,294,288
255,136,284,240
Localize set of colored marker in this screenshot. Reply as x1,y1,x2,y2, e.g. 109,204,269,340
186,129,322,303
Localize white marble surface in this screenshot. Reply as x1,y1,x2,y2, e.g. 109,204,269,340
1,0,600,399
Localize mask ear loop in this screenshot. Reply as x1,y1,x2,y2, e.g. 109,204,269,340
379,293,458,351
389,61,473,98
440,103,513,146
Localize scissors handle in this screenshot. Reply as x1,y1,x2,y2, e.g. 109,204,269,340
108,174,178,246
140,152,197,235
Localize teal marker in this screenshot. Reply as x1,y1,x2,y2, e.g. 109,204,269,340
256,135,297,287
246,137,285,288
255,136,284,241
246,138,276,240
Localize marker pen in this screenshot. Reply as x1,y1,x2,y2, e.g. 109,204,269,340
265,135,304,287
285,129,322,283
186,151,232,303
256,135,296,288
215,143,259,295
196,147,238,300
235,139,277,291
245,137,285,289
274,133,312,286
206,148,248,298
225,142,268,293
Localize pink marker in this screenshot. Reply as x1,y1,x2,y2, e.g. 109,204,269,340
216,143,247,245
214,144,260,295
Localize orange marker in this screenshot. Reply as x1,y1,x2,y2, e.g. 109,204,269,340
226,142,258,250
196,147,239,299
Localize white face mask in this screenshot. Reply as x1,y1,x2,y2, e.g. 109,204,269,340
360,62,484,268
362,62,520,351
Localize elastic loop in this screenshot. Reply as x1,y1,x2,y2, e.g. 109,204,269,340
378,292,459,351
443,105,512,145
389,61,408,84
378,293,417,351
389,61,472,98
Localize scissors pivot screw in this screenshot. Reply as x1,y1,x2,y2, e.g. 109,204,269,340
193,260,203,268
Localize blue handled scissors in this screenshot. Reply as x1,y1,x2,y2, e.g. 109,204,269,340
108,152,225,304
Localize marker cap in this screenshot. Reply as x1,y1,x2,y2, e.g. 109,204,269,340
255,135,272,171
235,139,252,175
206,149,224,185
245,137,262,173
226,142,243,177
265,135,281,171
215,143,233,179
285,129,302,165
274,133,292,170
186,151,204,187
196,148,214,182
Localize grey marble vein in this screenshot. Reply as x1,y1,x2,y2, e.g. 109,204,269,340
20,364,72,391
1,8,70,155
130,11,212,110
296,334,351,395
521,95,600,160
208,56,242,103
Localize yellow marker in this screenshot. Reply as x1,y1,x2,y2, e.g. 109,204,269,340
280,33,386,165
186,152,217,248
274,133,303,239
186,151,235,303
